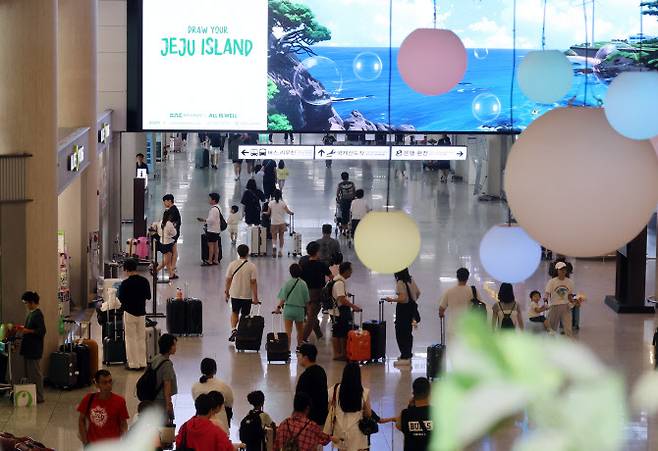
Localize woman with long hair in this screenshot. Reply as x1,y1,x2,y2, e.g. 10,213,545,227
190,358,234,433
152,209,177,278
324,362,372,450
262,189,293,258
492,282,524,330
241,178,265,226
385,268,421,367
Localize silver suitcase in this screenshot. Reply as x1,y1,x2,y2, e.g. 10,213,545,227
145,325,161,364
250,226,267,256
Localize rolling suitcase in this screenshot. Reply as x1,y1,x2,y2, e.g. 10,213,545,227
166,298,187,335
363,300,386,363
266,312,289,363
287,214,302,257
70,342,91,388
48,349,78,389
103,313,126,365
135,237,150,260
347,311,371,362
79,321,99,384
195,147,209,168
235,304,264,352
427,317,446,380
145,324,161,364
185,298,203,336
201,233,209,263
250,226,267,257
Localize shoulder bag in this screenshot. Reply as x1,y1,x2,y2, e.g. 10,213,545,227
405,282,421,323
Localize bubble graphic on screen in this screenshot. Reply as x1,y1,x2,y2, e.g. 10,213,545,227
472,93,501,123
352,52,383,81
473,48,489,60
293,56,343,106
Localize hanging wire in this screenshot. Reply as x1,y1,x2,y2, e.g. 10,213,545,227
541,0,548,50
385,0,393,211
433,0,437,29
640,3,644,64
582,0,589,105
510,0,517,131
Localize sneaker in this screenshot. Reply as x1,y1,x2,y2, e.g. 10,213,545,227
393,358,411,367
228,329,238,342
278,251,283,257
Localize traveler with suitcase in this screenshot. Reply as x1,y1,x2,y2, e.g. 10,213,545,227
262,189,294,258
330,262,362,361
274,263,310,352
77,369,129,446
116,258,151,370
225,244,259,342
197,193,227,266
17,291,46,403
300,241,332,342
385,268,421,367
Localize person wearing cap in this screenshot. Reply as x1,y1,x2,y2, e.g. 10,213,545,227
544,261,576,337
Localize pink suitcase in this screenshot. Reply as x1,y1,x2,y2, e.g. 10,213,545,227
135,237,149,260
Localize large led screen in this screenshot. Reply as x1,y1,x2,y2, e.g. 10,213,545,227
137,0,658,132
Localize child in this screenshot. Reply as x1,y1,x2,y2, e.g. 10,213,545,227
527,290,550,332
239,390,275,451
329,252,344,278
227,205,241,245
276,160,289,191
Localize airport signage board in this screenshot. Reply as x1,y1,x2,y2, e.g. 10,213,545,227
239,145,315,160
390,145,467,161
314,146,390,161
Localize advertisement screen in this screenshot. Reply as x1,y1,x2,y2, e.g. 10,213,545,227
139,0,658,132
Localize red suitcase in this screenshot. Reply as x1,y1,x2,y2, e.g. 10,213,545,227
347,312,371,362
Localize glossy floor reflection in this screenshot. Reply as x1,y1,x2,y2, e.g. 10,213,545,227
5,136,657,450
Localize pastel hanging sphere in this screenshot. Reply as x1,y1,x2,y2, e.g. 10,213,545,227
354,211,421,274
504,107,658,257
604,71,658,140
517,50,573,104
652,136,658,158
397,28,467,96
479,225,542,283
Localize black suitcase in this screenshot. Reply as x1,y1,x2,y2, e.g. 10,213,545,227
201,233,209,263
166,298,187,336
427,317,446,380
185,298,203,336
363,300,386,363
48,350,78,389
266,313,289,363
103,313,126,365
235,305,264,352
66,343,91,387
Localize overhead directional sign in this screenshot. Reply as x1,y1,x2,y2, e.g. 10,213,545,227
315,145,390,161
239,145,315,160
390,145,467,161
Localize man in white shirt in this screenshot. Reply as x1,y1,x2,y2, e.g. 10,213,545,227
225,244,259,342
544,261,576,337
349,189,370,237
197,193,223,266
438,268,480,335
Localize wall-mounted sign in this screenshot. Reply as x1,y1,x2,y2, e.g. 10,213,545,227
98,123,111,144
390,145,467,161
136,168,148,187
315,145,390,161
68,145,85,171
238,145,315,160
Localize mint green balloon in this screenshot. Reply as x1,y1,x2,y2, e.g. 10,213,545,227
518,50,573,104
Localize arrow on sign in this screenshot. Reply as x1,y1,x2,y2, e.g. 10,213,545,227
318,149,325,156
241,150,248,156
457,151,463,157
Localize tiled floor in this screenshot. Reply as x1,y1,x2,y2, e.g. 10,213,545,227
4,134,657,450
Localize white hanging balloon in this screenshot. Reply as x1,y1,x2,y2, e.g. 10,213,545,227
604,71,658,140
354,211,421,274
504,107,658,257
479,224,542,283
518,50,573,104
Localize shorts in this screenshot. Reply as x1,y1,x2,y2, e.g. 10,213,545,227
228,224,239,235
283,305,306,323
158,242,174,254
206,232,220,243
210,147,220,156
231,298,252,316
232,159,243,164
332,306,353,338
270,223,286,235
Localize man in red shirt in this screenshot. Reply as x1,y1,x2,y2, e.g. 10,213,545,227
275,392,336,451
77,370,129,445
176,392,234,451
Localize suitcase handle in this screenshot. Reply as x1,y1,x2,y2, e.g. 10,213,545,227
440,316,445,346
378,299,384,323
271,310,284,334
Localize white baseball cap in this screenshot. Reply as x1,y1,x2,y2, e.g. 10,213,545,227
555,262,568,270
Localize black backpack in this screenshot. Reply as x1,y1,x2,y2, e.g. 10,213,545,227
499,302,516,330
239,409,265,449
470,286,487,317
339,181,356,201
136,359,167,402
321,280,338,312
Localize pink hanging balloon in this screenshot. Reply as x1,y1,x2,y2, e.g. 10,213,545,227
652,136,658,158
397,28,467,96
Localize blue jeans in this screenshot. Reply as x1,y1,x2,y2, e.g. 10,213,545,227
572,306,580,329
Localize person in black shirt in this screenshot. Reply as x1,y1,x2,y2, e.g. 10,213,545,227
295,344,328,426
396,377,432,451
300,241,331,342
18,291,46,403
117,258,151,370
136,153,149,175
162,194,181,279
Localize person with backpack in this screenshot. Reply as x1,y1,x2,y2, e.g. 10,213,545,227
299,242,332,343
491,283,524,331
385,268,421,367
142,334,178,421
275,392,335,451
331,262,362,361
336,172,356,236
239,390,276,451
316,224,341,266
438,268,484,336
191,358,234,433
275,263,310,352
197,192,226,266
175,392,234,451
77,370,129,446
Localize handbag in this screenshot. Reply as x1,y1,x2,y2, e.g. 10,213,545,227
323,384,339,435
405,282,421,323
358,415,379,436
